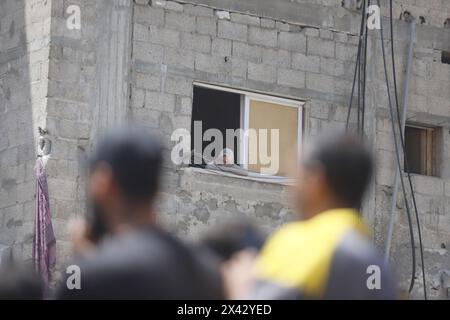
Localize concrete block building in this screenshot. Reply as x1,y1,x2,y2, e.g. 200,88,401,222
0,0,449,298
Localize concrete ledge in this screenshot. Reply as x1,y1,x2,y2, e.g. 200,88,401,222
179,166,295,186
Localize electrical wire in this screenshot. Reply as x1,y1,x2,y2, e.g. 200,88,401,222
345,1,366,130
344,0,426,299
357,38,362,133
388,0,427,299
360,0,370,137
376,0,417,294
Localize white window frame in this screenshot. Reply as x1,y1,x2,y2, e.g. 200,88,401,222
193,82,304,176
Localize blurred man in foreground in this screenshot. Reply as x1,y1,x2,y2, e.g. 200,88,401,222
228,133,397,300
56,127,223,299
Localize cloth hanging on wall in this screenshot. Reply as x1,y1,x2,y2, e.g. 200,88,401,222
33,157,56,291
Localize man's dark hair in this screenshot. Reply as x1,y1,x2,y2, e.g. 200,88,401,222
305,133,374,209
90,127,163,204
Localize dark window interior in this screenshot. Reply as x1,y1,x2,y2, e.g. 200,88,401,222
404,125,437,176
442,51,450,64
191,86,241,167
405,126,423,174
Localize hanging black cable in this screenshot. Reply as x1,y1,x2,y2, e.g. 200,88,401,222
388,0,427,299
360,0,370,137
356,47,364,135
376,0,417,293
345,1,366,130
346,52,361,130
390,2,402,125
357,3,363,137
345,0,368,138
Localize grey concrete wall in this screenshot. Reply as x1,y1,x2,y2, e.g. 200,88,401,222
0,0,133,278
130,0,450,299
1,0,449,299
44,0,133,277
181,0,450,29
0,0,52,263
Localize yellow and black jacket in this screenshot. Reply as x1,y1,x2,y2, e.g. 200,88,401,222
253,209,396,300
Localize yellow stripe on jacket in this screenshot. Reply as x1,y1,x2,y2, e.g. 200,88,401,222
256,208,368,299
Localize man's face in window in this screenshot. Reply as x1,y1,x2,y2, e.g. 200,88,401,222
217,149,234,166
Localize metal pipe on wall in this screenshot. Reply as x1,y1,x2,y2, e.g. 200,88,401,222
384,19,416,261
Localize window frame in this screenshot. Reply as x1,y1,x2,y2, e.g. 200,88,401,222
193,82,304,176
404,123,438,177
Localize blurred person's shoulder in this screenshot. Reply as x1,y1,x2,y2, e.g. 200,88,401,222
324,230,397,299
253,210,397,299
259,222,305,253
259,209,367,257
56,228,175,299
78,227,186,272
57,228,224,299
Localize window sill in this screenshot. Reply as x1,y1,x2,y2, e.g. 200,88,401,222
178,167,296,187
402,171,441,179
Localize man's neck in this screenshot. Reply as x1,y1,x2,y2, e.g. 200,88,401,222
303,200,344,220
110,205,156,234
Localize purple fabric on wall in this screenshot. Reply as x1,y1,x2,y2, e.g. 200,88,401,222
33,158,56,290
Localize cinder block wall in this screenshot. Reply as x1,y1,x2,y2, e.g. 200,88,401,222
1,0,134,280
291,0,450,28
1,0,449,298
0,0,52,263
130,0,450,299
44,0,133,276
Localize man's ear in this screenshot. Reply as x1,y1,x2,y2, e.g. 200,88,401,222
307,165,328,197
89,163,114,204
